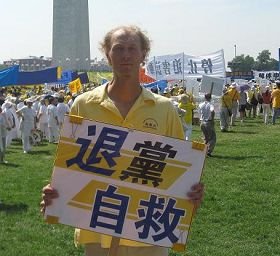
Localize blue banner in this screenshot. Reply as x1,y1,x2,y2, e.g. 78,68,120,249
0,65,60,86
278,48,280,71
143,80,167,94
17,66,60,85
0,66,89,87
78,72,89,84
57,70,73,84
0,65,19,87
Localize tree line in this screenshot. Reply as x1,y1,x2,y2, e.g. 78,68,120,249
228,50,279,72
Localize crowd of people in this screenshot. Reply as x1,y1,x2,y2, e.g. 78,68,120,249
0,86,75,162
205,79,280,158
219,80,280,133
0,72,200,164
1,76,280,164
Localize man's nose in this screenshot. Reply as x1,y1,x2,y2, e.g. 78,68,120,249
122,48,131,59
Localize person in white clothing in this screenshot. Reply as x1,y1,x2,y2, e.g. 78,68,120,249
67,93,78,108
47,97,59,143
16,99,36,153
0,106,10,163
37,98,49,140
1,101,15,147
32,96,41,117
16,99,25,138
56,96,70,129
17,98,25,110
198,93,216,157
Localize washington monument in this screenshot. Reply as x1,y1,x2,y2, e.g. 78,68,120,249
52,0,91,71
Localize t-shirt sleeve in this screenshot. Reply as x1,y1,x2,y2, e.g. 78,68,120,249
166,102,185,140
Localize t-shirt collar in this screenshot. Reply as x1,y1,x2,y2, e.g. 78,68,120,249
85,82,157,104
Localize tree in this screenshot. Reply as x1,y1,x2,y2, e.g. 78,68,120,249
253,50,279,71
227,54,255,72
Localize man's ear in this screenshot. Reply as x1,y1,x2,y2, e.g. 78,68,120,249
142,51,147,62
106,54,112,66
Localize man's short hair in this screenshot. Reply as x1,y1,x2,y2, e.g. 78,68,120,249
205,93,212,100
100,25,151,59
57,97,64,103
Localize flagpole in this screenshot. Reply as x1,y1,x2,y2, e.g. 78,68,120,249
182,52,185,89
210,82,214,96
107,237,120,256
153,56,157,81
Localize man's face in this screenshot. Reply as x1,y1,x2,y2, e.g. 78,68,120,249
106,29,145,77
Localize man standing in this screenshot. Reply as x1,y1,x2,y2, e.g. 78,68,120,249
47,97,59,143
56,96,70,129
0,106,10,164
198,93,216,156
37,97,49,140
2,101,15,147
228,82,240,126
41,25,204,256
220,88,232,132
271,81,280,125
16,99,36,153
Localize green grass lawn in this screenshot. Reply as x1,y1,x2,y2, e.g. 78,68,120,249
0,117,279,256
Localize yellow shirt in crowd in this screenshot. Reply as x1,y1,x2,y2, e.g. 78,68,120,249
227,88,240,101
220,93,233,109
178,102,196,124
271,88,280,108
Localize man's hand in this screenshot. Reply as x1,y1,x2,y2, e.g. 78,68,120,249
187,183,204,212
40,184,59,214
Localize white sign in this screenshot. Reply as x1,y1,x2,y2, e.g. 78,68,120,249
145,50,226,80
183,78,200,97
234,79,249,85
253,70,280,80
200,75,225,96
45,116,206,250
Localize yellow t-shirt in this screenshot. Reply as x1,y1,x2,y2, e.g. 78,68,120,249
271,88,280,108
228,88,240,101
178,102,195,124
220,93,233,109
70,83,184,247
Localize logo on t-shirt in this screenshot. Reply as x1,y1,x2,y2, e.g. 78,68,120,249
142,118,158,130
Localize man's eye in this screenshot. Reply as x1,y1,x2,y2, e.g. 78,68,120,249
114,46,123,52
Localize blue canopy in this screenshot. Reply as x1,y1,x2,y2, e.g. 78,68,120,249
0,65,19,87
17,66,60,85
0,65,61,87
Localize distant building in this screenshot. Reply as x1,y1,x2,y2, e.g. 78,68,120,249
2,56,112,73
3,56,52,71
52,0,91,71
90,58,112,72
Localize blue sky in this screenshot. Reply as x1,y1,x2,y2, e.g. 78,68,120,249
1,0,279,64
